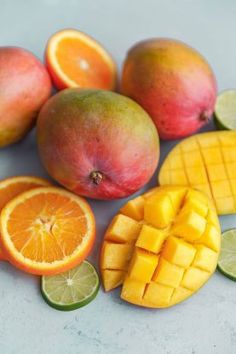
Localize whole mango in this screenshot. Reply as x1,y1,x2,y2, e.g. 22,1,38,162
121,39,217,140
37,89,159,200
0,47,52,147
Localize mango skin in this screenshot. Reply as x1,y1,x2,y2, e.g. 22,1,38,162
0,47,52,147
37,89,159,200
121,39,217,140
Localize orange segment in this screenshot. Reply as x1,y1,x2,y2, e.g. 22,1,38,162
0,176,51,261
46,29,117,90
0,187,95,275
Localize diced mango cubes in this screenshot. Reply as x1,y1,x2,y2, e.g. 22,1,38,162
162,236,196,268
136,225,166,253
153,258,184,288
170,286,192,305
105,214,141,243
144,194,175,228
143,282,174,307
172,210,206,242
192,245,218,272
181,267,210,291
100,242,133,270
121,277,146,303
195,224,220,252
100,186,221,308
120,196,145,221
128,249,159,282
101,270,126,292
158,131,236,215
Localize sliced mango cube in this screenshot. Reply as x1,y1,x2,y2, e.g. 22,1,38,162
181,198,208,217
215,196,235,215
173,210,206,241
207,209,221,232
136,224,166,253
100,242,134,270
185,189,210,205
170,287,192,305
158,131,236,215
192,245,218,272
120,196,144,221
102,269,126,292
128,248,159,282
143,282,174,307
195,224,220,252
105,214,141,243
167,187,187,213
181,267,210,291
153,258,184,288
193,184,212,200
101,186,221,308
144,194,175,228
162,236,196,268
121,276,146,302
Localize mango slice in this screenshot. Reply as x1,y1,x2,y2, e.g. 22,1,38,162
158,131,236,215
100,186,221,308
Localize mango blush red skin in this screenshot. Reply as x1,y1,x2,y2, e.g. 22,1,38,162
37,89,159,200
0,47,52,147
121,39,217,140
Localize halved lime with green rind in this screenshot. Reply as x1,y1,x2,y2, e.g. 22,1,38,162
218,229,236,281
41,260,100,311
214,90,236,130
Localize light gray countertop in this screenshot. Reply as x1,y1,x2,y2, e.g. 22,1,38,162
0,1,236,353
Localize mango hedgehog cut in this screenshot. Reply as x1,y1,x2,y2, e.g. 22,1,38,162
100,186,221,308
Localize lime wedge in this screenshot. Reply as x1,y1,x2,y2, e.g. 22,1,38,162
218,229,236,281
214,90,236,130
41,261,100,311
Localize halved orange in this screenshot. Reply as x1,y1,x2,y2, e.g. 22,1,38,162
0,187,95,275
46,29,117,90
0,176,51,261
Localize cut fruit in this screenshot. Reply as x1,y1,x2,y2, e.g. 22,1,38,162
214,90,236,130
0,187,95,275
101,186,221,308
41,260,99,311
46,29,117,90
101,269,126,292
218,229,236,281
0,176,51,261
158,131,236,215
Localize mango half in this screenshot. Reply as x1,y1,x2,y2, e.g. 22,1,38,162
100,186,221,308
159,131,236,215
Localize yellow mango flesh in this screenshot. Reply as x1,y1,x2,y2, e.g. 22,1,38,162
100,186,221,308
158,131,236,215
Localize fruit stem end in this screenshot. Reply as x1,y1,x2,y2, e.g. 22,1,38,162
90,171,103,185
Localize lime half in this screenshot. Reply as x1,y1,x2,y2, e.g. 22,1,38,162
214,90,236,130
41,261,100,311
218,229,236,281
